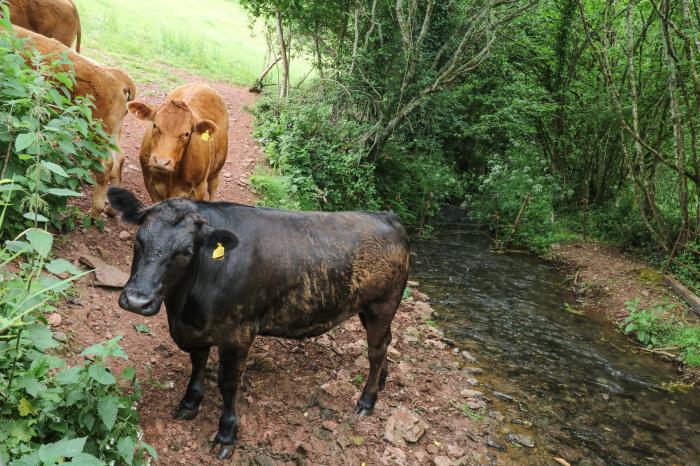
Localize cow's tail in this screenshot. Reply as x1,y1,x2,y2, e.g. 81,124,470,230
74,3,81,53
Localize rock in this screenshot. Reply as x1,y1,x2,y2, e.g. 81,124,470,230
53,331,68,342
315,334,332,348
553,458,571,466
413,449,430,464
414,301,434,320
426,339,446,350
464,398,485,410
320,380,355,398
487,410,505,422
464,367,483,375
461,351,476,363
425,443,440,455
381,446,407,466
433,456,451,466
486,434,506,451
407,280,420,287
322,420,337,432
460,389,483,398
507,433,534,448
46,313,62,327
387,345,401,359
118,230,130,240
404,335,420,345
447,444,465,459
464,377,479,386
412,290,429,302
79,254,129,288
451,348,459,355
384,408,428,446
493,391,515,402
254,454,276,466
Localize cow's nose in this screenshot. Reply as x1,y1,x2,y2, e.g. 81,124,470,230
120,289,154,311
153,157,172,167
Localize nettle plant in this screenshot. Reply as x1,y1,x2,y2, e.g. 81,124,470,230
0,11,114,237
0,198,156,462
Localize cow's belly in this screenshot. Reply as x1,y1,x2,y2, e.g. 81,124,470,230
260,308,356,339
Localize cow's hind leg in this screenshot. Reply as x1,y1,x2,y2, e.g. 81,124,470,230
213,333,254,460
356,299,398,416
173,347,211,420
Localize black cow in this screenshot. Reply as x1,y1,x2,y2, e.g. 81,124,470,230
107,187,410,459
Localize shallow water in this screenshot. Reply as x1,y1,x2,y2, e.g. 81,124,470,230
412,214,700,465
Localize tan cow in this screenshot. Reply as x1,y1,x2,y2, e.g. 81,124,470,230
14,25,137,217
127,83,229,202
7,0,81,52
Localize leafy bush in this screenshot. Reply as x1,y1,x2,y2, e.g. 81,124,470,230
0,12,113,237
0,221,156,465
623,298,700,367
253,94,380,212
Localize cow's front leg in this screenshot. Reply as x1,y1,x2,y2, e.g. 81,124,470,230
214,334,254,460
173,347,210,420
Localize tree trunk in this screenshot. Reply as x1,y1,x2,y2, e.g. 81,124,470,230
275,7,289,99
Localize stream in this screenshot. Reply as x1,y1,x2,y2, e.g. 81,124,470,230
411,212,700,465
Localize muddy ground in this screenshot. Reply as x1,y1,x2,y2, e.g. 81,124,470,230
50,75,510,465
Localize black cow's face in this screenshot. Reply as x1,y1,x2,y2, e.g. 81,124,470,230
107,188,238,317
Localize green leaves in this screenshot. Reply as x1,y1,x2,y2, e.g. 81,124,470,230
14,133,36,152
37,437,87,464
25,229,53,258
40,160,69,178
134,323,151,334
97,396,120,430
88,363,116,385
117,437,136,465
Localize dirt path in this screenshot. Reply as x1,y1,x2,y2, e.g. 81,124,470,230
53,76,505,465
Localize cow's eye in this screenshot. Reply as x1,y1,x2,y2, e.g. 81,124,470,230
184,132,190,138
152,123,157,130
177,247,193,257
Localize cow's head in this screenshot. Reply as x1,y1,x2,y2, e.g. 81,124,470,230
108,187,238,316
127,99,218,173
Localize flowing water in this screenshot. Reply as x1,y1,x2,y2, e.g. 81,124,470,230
411,212,700,465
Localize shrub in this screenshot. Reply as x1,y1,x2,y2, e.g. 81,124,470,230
0,218,156,464
0,12,113,237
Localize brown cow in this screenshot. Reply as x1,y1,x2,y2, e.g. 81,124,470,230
14,25,137,217
7,0,81,52
127,83,229,202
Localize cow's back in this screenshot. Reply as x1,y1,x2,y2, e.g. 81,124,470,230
8,0,79,49
12,25,135,135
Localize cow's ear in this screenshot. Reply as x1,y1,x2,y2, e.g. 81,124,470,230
194,119,218,136
203,228,239,257
127,101,154,121
108,187,146,224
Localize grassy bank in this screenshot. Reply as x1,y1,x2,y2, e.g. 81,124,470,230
75,0,310,86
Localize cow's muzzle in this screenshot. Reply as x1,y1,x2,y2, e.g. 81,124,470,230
119,287,162,316
148,155,175,173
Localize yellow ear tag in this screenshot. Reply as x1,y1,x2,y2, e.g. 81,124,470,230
212,242,225,260
201,130,211,142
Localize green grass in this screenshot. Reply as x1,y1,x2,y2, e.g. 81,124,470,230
623,298,700,367
74,0,310,86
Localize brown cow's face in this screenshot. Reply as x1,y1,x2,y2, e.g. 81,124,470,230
128,100,217,174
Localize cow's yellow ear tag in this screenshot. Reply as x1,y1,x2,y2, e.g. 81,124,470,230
212,242,225,260
201,130,211,142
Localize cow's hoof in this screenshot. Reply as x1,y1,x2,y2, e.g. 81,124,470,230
172,405,199,420
355,399,374,416
216,446,234,460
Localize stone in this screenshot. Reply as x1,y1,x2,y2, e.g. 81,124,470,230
387,345,401,359
460,389,483,398
433,456,451,466
461,351,477,363
381,446,407,466
46,313,62,327
487,410,505,422
493,391,515,402
447,444,464,459
464,398,485,410
464,367,483,375
414,301,434,320
407,280,419,287
254,454,276,466
118,230,130,240
464,377,479,386
553,458,571,466
425,443,440,455
79,254,129,288
486,434,506,451
507,433,534,448
413,449,430,464
322,420,337,432
412,290,429,302
384,408,428,446
426,339,446,350
53,331,68,342
320,380,355,398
